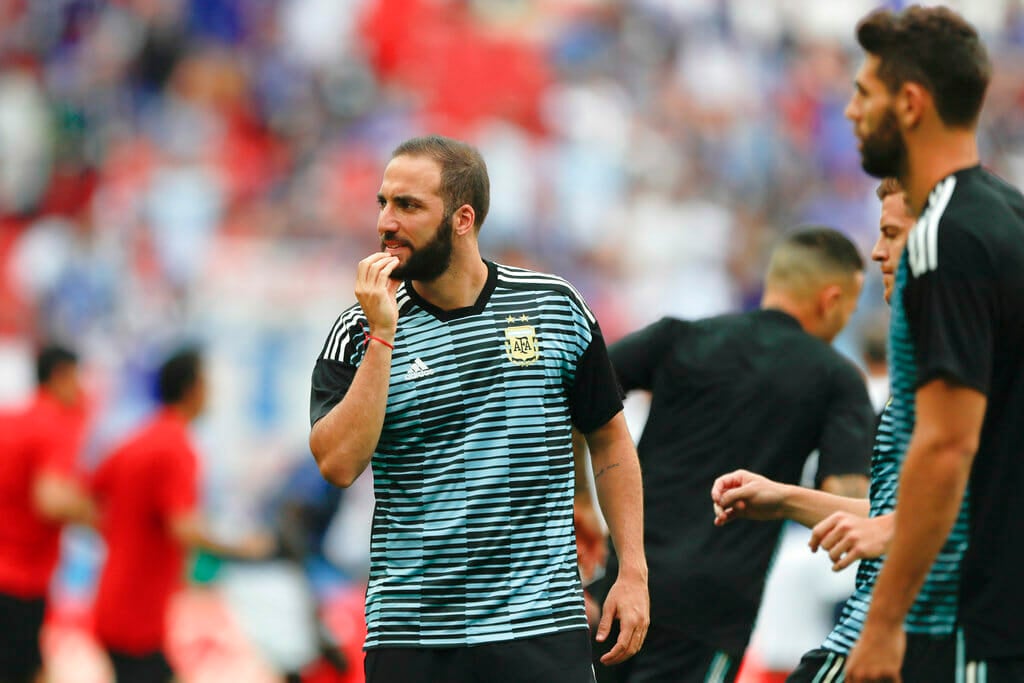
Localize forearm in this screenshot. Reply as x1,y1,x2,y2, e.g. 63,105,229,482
820,473,868,498
176,521,240,557
780,484,870,528
864,439,971,628
594,457,645,577
171,513,269,560
587,416,646,578
309,342,393,487
34,474,97,526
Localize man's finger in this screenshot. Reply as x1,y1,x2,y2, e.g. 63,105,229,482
599,627,633,665
595,599,615,643
358,251,394,274
370,255,399,282
711,471,747,500
717,483,755,511
832,541,861,571
379,256,399,278
628,620,647,658
809,516,836,552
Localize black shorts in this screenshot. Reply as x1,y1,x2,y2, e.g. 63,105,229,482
364,629,595,683
786,633,956,683
0,592,46,683
108,649,174,683
593,621,739,683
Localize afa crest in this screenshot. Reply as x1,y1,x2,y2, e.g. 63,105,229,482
504,318,540,366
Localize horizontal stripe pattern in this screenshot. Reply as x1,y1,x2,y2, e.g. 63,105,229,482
329,264,597,648
824,195,969,654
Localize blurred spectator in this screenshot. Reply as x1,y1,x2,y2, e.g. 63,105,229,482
0,59,51,215
0,344,94,683
90,347,272,683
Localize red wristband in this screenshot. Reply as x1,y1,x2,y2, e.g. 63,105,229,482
367,335,394,350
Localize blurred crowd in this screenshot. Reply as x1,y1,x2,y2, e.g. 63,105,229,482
1,0,1024,677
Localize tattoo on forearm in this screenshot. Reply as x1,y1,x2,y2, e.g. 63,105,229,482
594,462,621,480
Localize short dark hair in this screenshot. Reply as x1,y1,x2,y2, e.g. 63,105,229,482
37,345,77,385
766,226,864,294
876,177,903,201
784,226,865,271
391,135,490,230
157,348,202,405
856,5,991,127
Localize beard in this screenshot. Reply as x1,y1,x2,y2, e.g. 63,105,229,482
385,213,454,282
859,107,908,179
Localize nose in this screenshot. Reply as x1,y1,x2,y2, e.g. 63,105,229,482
378,202,398,233
871,236,887,263
844,95,858,123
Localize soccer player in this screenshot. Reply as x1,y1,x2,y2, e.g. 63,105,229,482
591,226,875,683
91,348,271,683
309,134,649,682
712,179,961,682
839,6,1024,682
0,345,94,683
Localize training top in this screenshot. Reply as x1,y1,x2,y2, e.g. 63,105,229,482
906,166,1024,661
598,309,874,655
822,381,969,651
310,261,623,649
0,392,88,598
91,409,199,654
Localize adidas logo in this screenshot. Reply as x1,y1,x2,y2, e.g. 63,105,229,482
405,357,434,379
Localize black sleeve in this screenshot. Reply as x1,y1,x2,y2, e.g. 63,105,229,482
607,317,679,392
569,323,626,434
902,216,995,395
814,358,875,486
309,358,356,427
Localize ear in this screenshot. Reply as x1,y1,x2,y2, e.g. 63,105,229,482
818,283,843,315
452,204,476,237
896,81,930,130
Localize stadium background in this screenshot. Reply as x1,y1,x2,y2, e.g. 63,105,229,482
0,0,1022,681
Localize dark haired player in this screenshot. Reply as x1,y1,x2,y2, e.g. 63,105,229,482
91,348,271,682
0,345,93,683
309,135,649,682
841,6,1024,682
593,226,874,683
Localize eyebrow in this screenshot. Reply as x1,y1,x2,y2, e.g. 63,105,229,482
378,193,424,206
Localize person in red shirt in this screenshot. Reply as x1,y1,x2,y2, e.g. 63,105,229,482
0,345,95,683
91,347,271,683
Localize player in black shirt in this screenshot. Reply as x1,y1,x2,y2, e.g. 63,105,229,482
843,7,1024,682
591,227,875,683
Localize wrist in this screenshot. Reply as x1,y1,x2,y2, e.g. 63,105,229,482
776,484,801,520
864,605,904,633
615,559,648,582
369,326,396,342
367,335,394,350
366,328,396,350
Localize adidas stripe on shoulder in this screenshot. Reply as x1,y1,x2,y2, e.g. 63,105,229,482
908,176,956,278
321,305,366,363
321,284,411,364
